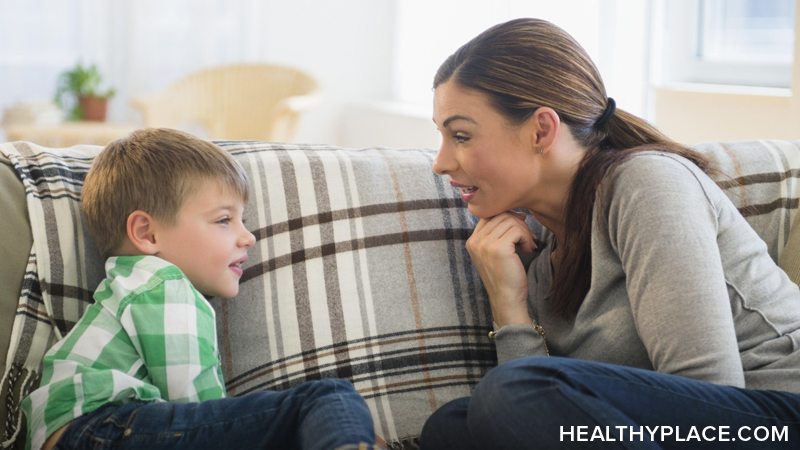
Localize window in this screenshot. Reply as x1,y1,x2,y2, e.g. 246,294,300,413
699,0,795,64
392,0,650,117
656,0,795,88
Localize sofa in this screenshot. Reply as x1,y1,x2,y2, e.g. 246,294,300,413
2,138,800,450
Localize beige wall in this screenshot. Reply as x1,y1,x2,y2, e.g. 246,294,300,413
653,84,797,144
653,1,800,145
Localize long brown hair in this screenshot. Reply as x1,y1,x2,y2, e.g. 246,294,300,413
434,18,715,319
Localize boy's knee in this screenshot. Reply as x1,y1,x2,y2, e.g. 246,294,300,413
300,378,358,398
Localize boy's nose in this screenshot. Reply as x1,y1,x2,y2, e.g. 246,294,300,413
241,229,256,248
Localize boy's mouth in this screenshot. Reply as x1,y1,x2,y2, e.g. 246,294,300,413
229,255,247,276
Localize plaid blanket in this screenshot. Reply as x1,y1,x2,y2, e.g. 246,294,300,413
2,138,800,449
0,142,103,449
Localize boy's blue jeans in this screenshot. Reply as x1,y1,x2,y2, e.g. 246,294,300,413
420,356,800,449
54,379,378,450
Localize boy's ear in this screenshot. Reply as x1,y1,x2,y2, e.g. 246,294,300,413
126,210,159,255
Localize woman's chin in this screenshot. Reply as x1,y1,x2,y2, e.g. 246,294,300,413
467,203,500,220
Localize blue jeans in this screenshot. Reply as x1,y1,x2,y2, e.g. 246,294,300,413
420,357,800,449
55,379,379,450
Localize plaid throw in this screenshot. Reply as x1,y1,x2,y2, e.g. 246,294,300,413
209,142,496,448
2,139,800,449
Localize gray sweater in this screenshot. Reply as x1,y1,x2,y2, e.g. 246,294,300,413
493,152,800,393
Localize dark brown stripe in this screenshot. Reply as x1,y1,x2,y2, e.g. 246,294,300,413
17,303,49,318
241,228,473,283
251,198,464,242
716,169,800,190
356,373,482,396
38,281,94,304
226,329,485,391
739,197,799,218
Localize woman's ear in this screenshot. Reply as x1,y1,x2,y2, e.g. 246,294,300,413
126,210,159,255
531,107,561,152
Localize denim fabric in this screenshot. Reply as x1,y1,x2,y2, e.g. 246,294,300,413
54,379,377,450
420,357,800,449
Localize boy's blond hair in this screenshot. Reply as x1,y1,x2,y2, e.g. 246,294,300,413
82,128,250,259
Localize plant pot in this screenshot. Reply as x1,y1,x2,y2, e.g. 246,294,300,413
78,95,108,121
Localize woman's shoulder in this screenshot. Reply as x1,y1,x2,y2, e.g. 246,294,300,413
608,150,716,194
598,150,727,224
615,150,705,176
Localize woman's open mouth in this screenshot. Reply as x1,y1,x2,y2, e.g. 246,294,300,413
450,181,479,202
458,186,478,202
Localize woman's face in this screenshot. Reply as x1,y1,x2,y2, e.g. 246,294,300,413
432,81,540,219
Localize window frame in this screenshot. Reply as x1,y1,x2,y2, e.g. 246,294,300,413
657,0,793,88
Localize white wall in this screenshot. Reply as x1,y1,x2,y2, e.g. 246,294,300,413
256,1,396,145
0,0,653,149
0,0,397,146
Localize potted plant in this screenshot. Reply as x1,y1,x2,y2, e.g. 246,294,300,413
54,63,116,121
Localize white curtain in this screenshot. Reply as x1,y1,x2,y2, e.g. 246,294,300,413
0,0,266,124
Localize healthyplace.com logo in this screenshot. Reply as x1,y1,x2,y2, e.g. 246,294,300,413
560,426,788,443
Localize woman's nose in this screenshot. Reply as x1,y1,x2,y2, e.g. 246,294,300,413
432,144,456,175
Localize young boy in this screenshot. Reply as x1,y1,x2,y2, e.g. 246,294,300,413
22,128,382,450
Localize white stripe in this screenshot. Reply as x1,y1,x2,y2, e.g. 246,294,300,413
320,151,367,345
248,151,280,361
263,151,301,357
290,151,334,351
336,149,398,441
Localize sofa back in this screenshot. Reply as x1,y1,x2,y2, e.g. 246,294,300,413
1,138,800,450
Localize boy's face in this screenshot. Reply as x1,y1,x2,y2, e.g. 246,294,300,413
154,180,255,298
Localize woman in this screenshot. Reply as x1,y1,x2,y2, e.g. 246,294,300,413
420,18,800,449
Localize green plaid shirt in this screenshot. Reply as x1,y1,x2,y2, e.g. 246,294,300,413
22,256,226,450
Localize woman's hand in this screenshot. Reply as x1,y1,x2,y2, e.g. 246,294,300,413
467,211,537,327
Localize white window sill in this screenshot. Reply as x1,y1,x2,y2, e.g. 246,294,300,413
653,82,791,98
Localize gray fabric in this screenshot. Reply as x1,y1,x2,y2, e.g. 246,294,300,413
0,155,31,367
495,149,800,393
0,154,33,449
780,208,800,285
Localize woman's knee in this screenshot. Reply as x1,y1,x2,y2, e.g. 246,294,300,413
474,357,558,399
468,357,577,424
420,397,471,450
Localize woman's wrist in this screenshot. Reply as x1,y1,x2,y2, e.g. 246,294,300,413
489,322,550,356
491,306,532,328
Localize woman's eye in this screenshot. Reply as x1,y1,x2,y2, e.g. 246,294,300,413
454,134,469,144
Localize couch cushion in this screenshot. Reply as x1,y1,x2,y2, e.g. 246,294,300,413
0,154,34,449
